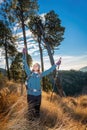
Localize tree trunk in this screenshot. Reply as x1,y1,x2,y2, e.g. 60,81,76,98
38,37,45,90
4,41,10,80
46,42,65,97
39,24,65,97
21,12,27,51
19,0,28,64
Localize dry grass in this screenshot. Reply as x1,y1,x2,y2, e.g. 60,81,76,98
0,82,87,130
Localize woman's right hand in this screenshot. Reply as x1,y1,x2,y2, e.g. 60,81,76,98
56,57,62,66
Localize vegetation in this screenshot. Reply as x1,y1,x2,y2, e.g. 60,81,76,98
0,20,17,80
0,68,87,96
41,70,87,96
0,1,65,96
28,11,65,95
0,1,87,129
60,70,87,96
0,76,87,130
28,10,65,65
1,0,38,53
10,52,32,81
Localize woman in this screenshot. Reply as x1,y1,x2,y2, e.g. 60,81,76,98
22,47,61,119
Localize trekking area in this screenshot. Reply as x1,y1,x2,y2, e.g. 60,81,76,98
0,1,87,130
0,79,87,130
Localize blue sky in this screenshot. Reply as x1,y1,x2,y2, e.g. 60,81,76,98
0,0,87,70
36,0,87,70
38,0,87,55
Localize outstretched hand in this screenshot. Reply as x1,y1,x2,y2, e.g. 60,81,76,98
56,57,62,66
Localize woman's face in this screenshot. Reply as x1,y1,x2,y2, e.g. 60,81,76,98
33,63,40,72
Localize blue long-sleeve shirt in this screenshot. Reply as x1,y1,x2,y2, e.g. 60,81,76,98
23,54,57,96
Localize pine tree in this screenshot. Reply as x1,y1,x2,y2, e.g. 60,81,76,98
0,21,17,80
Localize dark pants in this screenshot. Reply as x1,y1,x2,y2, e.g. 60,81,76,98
27,94,41,119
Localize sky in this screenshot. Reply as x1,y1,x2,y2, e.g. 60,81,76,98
37,0,87,70
0,0,87,70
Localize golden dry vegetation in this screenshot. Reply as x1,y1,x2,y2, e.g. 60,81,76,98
0,80,87,130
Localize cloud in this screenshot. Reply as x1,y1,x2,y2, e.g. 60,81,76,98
0,15,87,71
33,54,87,71
53,54,87,70
0,43,87,70
0,58,6,69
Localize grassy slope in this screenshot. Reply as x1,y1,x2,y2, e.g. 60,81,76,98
0,81,87,130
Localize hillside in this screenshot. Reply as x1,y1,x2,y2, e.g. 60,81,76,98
0,68,6,75
59,70,87,96
79,66,87,72
0,80,87,130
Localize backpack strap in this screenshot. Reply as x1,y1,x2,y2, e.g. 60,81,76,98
27,71,33,81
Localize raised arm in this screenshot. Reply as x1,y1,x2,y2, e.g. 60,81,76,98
41,64,57,77
22,47,31,76
41,57,62,77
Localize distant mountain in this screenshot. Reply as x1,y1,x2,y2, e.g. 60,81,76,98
79,66,87,72
0,68,6,75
